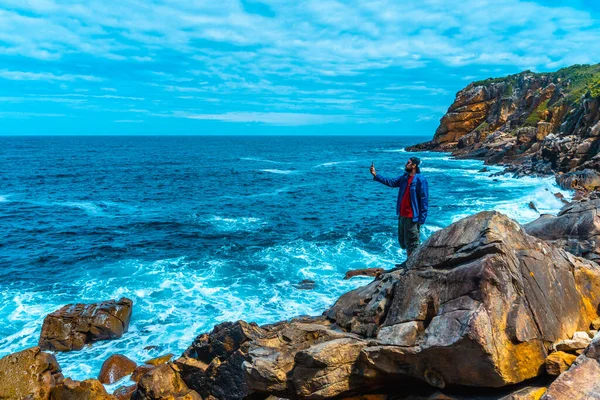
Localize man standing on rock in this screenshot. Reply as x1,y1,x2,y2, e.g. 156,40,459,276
370,157,428,259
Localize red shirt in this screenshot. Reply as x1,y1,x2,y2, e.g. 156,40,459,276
399,176,414,218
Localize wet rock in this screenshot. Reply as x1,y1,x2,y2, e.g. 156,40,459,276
479,167,490,172
528,201,538,212
99,354,137,384
524,199,600,261
39,298,133,351
113,385,137,400
131,365,156,383
545,352,577,376
0,347,64,400
133,363,201,400
345,268,385,280
50,378,116,399
294,279,316,290
145,354,174,366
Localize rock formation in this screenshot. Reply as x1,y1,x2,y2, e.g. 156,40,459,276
169,211,600,399
408,64,600,178
39,298,133,351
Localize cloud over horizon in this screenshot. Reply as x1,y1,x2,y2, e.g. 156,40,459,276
1,0,599,134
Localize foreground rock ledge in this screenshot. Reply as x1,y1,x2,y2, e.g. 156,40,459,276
168,211,600,399
39,297,133,351
0,347,63,400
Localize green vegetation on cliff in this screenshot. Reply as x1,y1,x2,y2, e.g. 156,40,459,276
525,99,549,126
472,63,600,103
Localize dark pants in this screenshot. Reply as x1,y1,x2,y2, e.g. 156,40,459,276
398,217,421,256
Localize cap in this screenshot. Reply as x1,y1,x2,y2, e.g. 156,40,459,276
409,156,421,166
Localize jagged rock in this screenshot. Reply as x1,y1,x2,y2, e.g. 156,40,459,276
177,320,267,399
345,268,385,279
177,211,600,399
114,385,137,400
39,298,133,351
145,354,174,366
99,354,137,384
132,365,156,383
0,347,64,400
50,378,116,399
133,364,201,400
545,352,577,376
524,199,600,261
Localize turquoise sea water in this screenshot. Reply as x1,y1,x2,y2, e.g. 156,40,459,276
0,135,568,382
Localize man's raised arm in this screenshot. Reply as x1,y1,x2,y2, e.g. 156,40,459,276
370,163,402,187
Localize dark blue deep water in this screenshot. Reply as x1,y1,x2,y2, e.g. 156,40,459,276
0,135,567,381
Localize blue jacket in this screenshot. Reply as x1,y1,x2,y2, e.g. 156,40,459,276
374,173,429,224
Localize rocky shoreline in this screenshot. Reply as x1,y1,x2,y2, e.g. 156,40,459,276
3,198,600,399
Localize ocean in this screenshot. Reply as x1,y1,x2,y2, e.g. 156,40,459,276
0,135,568,381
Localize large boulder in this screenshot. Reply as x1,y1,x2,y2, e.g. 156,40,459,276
0,347,64,400
50,378,116,400
524,199,600,261
177,212,600,398
326,211,600,389
39,298,133,351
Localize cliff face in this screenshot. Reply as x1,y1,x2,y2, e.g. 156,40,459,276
409,64,600,177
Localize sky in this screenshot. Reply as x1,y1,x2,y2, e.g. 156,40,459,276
1,0,600,135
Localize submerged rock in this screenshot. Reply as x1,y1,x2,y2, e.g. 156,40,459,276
39,298,133,351
524,199,600,261
344,268,385,279
0,347,64,400
176,211,600,398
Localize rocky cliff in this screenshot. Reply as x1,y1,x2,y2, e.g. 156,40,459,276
408,64,600,181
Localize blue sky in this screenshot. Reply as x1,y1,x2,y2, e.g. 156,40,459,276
1,0,600,135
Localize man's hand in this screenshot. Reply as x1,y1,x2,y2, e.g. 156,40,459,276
370,162,376,177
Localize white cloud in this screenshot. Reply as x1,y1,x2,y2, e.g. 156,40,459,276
0,70,102,82
181,111,349,125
